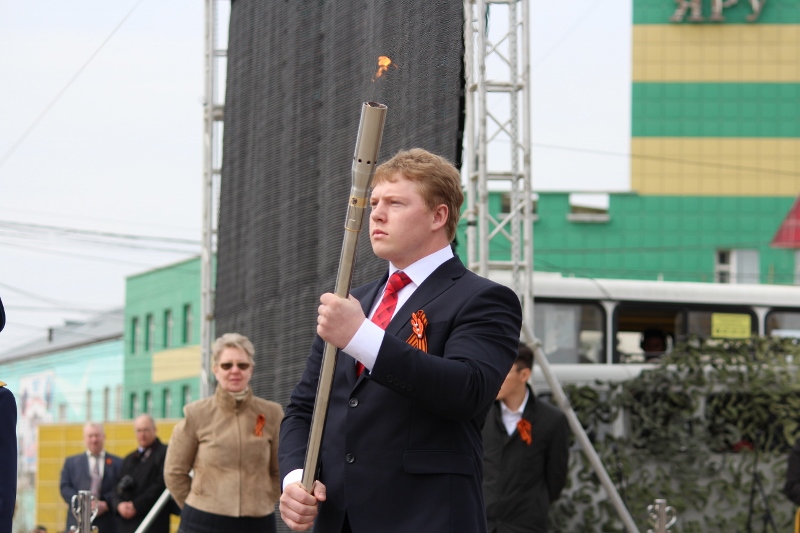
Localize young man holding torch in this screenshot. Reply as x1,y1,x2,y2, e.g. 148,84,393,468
278,148,523,533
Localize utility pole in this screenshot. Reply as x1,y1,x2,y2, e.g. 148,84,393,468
200,0,228,398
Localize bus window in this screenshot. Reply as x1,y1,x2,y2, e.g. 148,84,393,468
615,305,680,363
534,302,604,364
687,310,755,339
766,311,800,338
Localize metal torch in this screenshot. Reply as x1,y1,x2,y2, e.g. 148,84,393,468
302,101,388,491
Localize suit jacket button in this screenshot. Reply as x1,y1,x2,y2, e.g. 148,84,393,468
387,374,394,383
349,398,358,407
345,453,355,464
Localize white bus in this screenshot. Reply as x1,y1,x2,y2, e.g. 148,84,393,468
491,272,800,385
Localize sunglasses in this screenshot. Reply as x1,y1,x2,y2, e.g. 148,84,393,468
219,362,251,371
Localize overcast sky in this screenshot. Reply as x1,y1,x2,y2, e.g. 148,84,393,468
0,0,631,350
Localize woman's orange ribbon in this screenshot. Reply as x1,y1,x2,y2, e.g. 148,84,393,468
254,414,266,437
517,418,532,445
406,310,428,353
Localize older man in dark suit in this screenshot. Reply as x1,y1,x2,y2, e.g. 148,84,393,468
60,422,123,533
111,414,170,533
279,149,523,533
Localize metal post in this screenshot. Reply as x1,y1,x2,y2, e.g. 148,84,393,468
68,491,98,533
201,0,227,399
132,489,172,533
522,323,640,533
647,498,677,533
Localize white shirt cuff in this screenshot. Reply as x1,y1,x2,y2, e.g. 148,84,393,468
342,318,384,373
283,469,303,491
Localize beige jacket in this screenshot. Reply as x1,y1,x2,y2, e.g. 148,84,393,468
164,386,283,517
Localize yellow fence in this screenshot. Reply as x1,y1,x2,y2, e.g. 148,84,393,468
37,420,181,533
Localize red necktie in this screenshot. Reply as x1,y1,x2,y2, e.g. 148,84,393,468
356,271,412,376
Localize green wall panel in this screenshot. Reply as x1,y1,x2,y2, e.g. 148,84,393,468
457,194,797,284
633,83,800,137
634,0,800,24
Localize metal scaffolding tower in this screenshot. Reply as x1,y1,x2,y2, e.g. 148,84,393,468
200,0,229,399
463,2,639,530
463,0,533,327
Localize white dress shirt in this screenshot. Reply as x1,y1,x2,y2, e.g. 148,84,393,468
86,450,106,478
500,388,530,436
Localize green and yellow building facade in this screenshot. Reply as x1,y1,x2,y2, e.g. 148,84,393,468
123,256,211,420
460,0,800,285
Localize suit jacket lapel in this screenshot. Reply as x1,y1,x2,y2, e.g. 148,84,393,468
386,256,465,337
82,455,92,487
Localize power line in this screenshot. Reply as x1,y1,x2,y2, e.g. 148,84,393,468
0,220,201,245
0,231,200,254
533,142,800,178
0,0,147,172
0,205,199,235
0,281,104,312
0,239,191,267
531,0,606,69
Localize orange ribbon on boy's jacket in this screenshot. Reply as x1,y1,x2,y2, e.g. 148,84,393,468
406,310,428,353
517,419,532,445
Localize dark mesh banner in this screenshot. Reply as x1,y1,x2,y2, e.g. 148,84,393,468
215,0,465,411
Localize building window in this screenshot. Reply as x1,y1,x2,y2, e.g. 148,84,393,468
103,387,110,421
567,193,610,223
500,192,539,221
59,403,67,421
130,393,139,419
132,317,141,354
116,386,123,420
182,385,191,410
716,250,731,283
163,389,172,418
145,314,155,352
716,249,760,284
183,304,193,344
144,391,153,415
86,390,92,421
164,309,173,349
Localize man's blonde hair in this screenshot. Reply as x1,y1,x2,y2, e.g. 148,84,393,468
373,148,464,241
212,333,255,366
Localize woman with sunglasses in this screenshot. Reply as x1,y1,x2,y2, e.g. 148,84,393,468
165,333,284,533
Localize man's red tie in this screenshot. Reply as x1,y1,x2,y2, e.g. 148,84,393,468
356,271,412,376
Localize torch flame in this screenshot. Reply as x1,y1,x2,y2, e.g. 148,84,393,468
373,56,395,81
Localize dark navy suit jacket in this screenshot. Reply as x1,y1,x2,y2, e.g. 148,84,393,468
279,256,523,533
0,385,16,533
60,451,123,533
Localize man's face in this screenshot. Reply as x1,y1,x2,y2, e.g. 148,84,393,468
84,425,105,455
134,417,157,448
642,336,666,353
496,363,530,403
369,174,444,269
